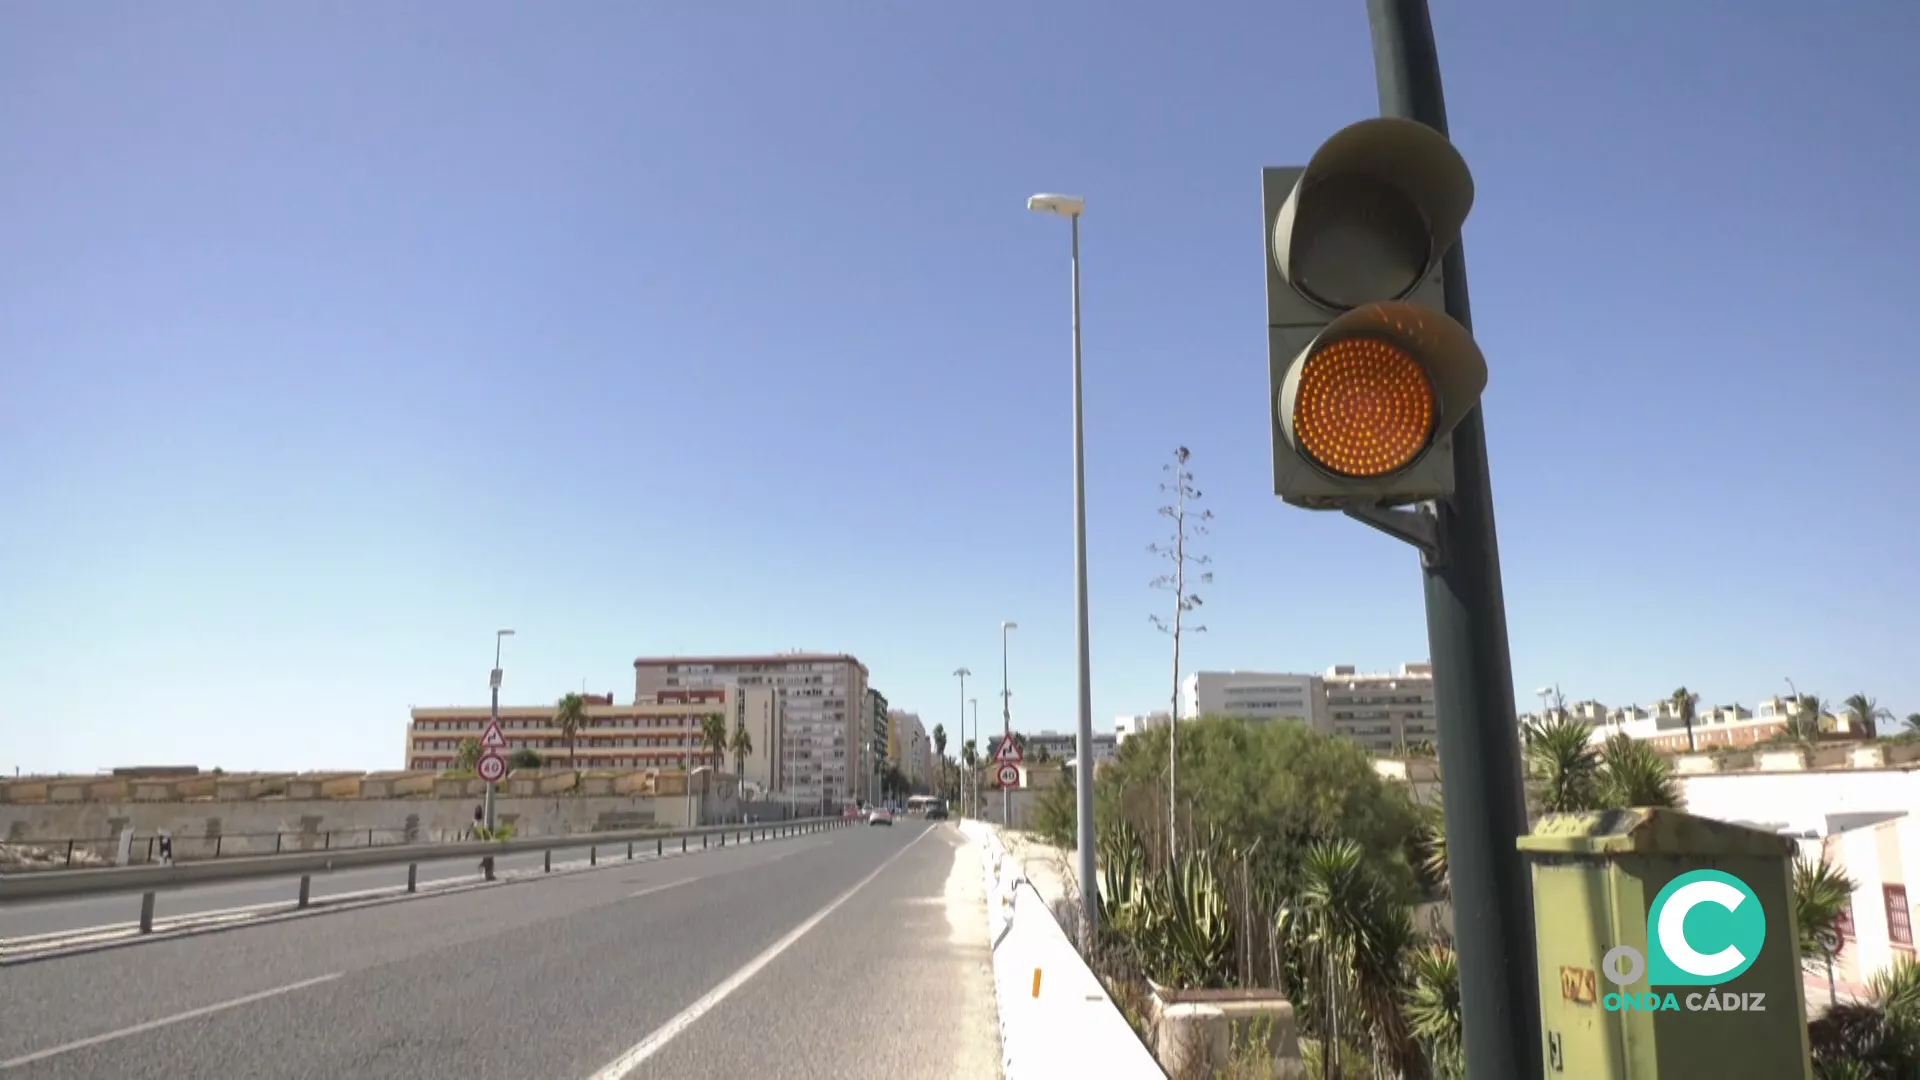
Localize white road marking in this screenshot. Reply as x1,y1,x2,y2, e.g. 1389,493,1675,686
587,828,932,1078
628,877,705,899
0,973,344,1070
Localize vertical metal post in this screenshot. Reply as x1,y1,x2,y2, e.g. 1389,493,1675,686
407,863,418,893
139,891,156,933
298,875,312,908
1366,1,1539,1076
1067,212,1099,938
1001,623,1014,826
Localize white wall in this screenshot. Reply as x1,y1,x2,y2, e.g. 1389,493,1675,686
1680,768,1920,837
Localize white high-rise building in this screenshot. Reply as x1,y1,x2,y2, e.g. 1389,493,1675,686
633,653,870,806
1181,671,1327,728
1115,712,1170,746
1323,663,1437,754
1170,663,1438,755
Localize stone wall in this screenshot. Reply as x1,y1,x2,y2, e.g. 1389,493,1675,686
0,790,778,865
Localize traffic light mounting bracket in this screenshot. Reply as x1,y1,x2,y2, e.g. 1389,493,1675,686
1345,501,1445,567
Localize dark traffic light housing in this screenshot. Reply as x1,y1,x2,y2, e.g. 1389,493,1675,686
1265,117,1486,513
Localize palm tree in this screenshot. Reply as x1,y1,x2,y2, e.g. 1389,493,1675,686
1292,838,1423,1080
1844,694,1893,739
455,737,482,772
1789,695,1828,744
1598,735,1683,808
1671,687,1699,754
554,693,589,769
730,721,753,779
1525,715,1602,813
1809,961,1920,1077
1796,855,1859,1009
932,723,947,764
1404,944,1465,1079
701,714,729,771
1906,714,1920,735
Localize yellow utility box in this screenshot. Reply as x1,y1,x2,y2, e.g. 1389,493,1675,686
1517,807,1812,1079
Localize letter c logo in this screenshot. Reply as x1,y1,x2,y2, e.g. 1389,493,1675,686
1658,879,1747,978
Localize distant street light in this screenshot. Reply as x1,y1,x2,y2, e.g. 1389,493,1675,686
1027,189,1099,939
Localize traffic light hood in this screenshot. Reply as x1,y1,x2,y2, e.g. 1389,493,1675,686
1273,117,1475,309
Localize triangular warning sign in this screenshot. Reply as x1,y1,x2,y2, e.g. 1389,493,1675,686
993,734,1023,764
480,721,508,750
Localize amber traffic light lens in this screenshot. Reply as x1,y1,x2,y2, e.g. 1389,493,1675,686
1292,335,1435,478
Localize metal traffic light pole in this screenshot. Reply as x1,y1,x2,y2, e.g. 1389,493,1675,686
1365,1,1542,1077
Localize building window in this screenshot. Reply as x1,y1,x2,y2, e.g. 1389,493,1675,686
1886,885,1913,949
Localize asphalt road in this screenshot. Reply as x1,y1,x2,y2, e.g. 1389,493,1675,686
0,819,1003,1080
2,833,759,940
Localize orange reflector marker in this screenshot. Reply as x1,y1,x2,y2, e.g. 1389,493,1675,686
1292,334,1435,479
1033,968,1043,998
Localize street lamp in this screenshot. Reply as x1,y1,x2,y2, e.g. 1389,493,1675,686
968,697,979,820
953,668,971,813
1027,189,1098,938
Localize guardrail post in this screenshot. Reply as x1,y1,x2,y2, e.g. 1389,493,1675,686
139,891,156,933
657,838,663,857
298,875,312,908
702,834,708,850
627,841,633,860
275,833,284,854
407,863,418,893
66,839,76,868
590,845,598,866
681,837,687,853
367,828,374,848
544,850,552,873
483,856,495,882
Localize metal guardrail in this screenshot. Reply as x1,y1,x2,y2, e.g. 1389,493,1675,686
0,816,851,911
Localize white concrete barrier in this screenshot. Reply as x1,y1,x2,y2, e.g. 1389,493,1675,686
961,821,1164,1078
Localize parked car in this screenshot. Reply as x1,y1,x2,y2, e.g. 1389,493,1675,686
867,808,893,827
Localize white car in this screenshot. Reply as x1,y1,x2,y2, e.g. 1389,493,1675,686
867,808,893,827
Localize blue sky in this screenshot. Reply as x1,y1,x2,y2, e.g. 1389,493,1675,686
3,2,1915,774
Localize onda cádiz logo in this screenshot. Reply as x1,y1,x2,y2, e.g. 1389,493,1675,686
1601,869,1770,1013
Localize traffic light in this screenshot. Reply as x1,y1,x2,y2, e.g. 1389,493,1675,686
1264,117,1487,511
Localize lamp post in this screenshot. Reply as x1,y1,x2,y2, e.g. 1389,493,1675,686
953,668,970,813
968,697,979,819
1027,190,1099,937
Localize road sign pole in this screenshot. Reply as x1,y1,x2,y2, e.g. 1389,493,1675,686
1365,1,1540,1076
485,678,500,834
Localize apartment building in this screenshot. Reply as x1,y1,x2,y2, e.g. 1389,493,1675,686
888,709,930,785
1115,712,1170,746
1181,671,1328,728
865,689,889,797
1516,694,1869,753
405,685,779,786
634,653,870,806
1323,663,1438,754
1023,729,1117,765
